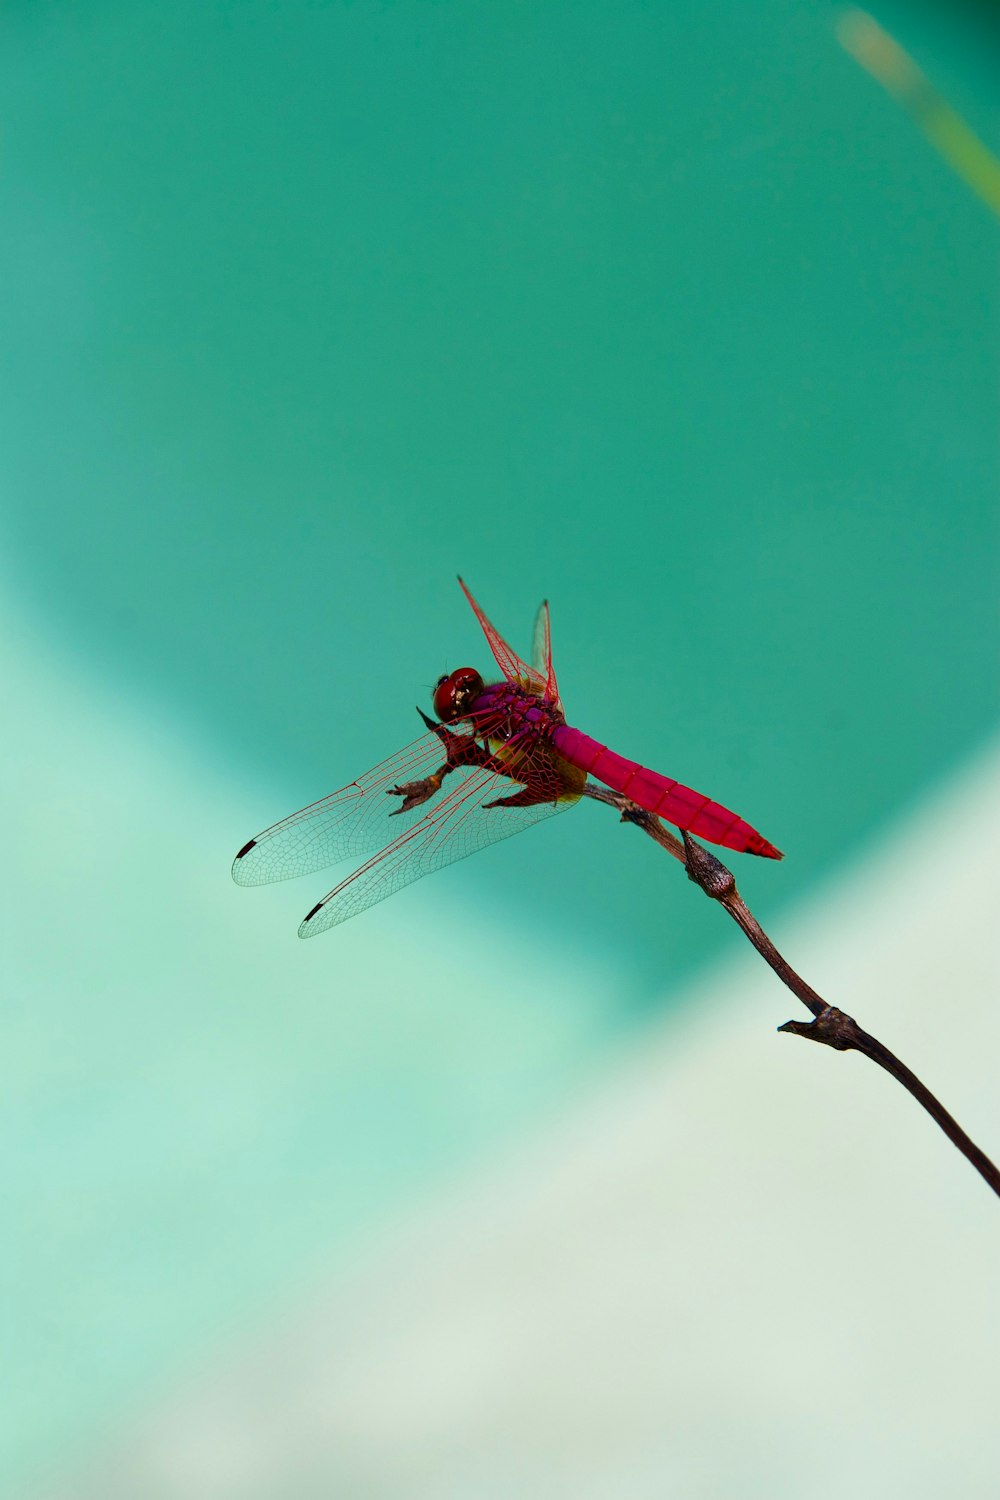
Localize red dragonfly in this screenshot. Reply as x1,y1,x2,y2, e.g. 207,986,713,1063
233,580,781,936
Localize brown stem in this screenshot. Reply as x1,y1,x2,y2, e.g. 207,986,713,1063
581,783,1000,1200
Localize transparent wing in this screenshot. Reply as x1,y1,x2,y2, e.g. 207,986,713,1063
232,728,450,887
298,747,579,938
531,598,559,701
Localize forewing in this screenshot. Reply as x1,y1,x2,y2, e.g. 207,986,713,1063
231,728,450,887
458,577,545,691
298,747,578,937
531,598,559,702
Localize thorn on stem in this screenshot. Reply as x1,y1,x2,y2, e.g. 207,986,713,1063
778,1007,857,1052
682,830,737,899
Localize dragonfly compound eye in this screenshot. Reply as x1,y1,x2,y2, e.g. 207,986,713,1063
433,667,484,722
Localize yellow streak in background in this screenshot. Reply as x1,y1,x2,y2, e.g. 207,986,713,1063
838,8,1000,219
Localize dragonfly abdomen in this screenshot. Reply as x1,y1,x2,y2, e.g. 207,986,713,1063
551,725,781,859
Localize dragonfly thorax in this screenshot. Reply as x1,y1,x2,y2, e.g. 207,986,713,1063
465,678,565,743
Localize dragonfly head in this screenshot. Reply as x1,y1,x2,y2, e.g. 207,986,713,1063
433,667,484,723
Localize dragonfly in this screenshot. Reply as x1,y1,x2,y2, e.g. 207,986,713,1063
232,580,781,936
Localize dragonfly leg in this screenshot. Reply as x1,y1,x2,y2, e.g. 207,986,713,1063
388,710,510,815
483,784,551,810
387,766,450,814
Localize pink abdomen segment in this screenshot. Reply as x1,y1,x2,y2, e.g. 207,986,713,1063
551,724,782,859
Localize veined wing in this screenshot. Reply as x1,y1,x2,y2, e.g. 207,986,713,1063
232,728,451,887
458,577,547,693
298,746,579,938
531,598,559,702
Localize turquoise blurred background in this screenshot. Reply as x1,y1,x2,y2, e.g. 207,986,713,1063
1,0,997,1493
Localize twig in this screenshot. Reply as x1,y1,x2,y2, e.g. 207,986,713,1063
582,783,1000,1199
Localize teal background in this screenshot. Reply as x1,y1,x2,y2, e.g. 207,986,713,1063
1,0,997,1491
3,0,998,990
